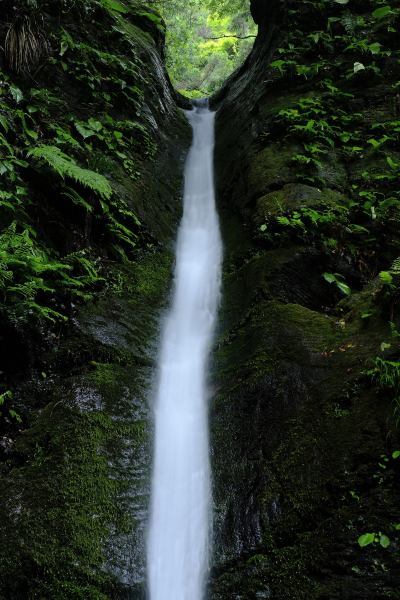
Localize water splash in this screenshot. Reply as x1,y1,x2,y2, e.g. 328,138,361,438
147,106,222,600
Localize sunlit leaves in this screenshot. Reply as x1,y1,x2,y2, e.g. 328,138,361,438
323,272,351,296
358,532,391,548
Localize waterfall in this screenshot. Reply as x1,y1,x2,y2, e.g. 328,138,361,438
147,104,222,600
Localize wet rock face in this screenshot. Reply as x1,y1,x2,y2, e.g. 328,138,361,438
0,3,191,598
210,1,400,598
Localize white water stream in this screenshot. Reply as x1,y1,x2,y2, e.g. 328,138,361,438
147,105,222,599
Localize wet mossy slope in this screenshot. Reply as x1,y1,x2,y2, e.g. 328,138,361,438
0,1,190,597
211,0,400,598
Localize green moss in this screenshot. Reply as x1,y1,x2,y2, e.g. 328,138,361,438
255,184,347,224
0,402,123,597
247,143,300,199
133,251,173,301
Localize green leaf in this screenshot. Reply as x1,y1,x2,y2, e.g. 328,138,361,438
335,0,349,4
358,533,375,547
0,115,9,133
323,273,351,296
337,281,351,296
0,391,13,406
9,86,23,104
75,123,96,140
87,118,103,132
379,271,393,285
9,409,22,423
367,138,380,149
100,0,128,14
354,62,365,73
323,273,337,285
60,39,69,57
369,42,381,55
392,451,400,459
379,534,391,548
372,6,393,19
387,156,399,170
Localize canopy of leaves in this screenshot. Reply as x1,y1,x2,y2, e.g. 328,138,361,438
148,0,256,96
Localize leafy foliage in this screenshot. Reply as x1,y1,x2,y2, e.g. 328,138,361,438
28,146,112,199
148,0,256,95
0,0,158,333
0,223,101,323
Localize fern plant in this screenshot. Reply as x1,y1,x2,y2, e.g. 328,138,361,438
0,223,101,323
28,145,112,199
390,257,400,276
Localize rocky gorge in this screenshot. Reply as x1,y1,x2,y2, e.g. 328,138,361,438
0,0,399,598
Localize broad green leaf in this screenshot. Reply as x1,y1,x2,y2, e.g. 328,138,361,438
379,534,391,548
9,86,23,104
392,451,400,459
354,62,365,73
372,6,393,19
87,118,103,132
75,123,96,140
358,533,375,547
335,0,349,4
323,273,351,295
369,42,381,55
379,271,393,285
323,273,336,285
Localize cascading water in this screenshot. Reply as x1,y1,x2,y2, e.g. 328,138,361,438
147,104,222,600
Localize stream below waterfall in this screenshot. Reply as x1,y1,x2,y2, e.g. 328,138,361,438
147,105,222,600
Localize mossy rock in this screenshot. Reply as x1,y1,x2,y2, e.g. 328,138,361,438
254,184,347,225
246,144,300,200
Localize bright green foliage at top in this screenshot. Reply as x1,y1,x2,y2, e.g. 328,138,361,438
150,0,256,96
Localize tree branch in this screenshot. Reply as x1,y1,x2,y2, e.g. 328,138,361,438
204,34,257,40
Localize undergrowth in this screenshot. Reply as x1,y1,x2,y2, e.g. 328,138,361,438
0,0,162,332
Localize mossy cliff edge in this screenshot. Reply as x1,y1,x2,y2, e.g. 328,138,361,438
210,0,400,598
0,1,190,597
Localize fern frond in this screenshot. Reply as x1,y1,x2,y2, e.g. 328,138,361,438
342,12,358,35
391,257,400,275
28,145,112,199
